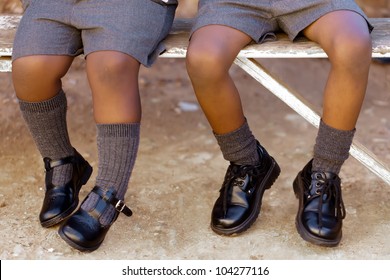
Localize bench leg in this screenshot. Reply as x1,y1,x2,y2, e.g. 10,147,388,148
234,57,390,186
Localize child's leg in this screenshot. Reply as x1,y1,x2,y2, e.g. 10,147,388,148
13,56,75,187
186,26,280,235
86,51,141,124
13,55,92,227
293,10,372,247
187,26,260,165
58,0,176,252
82,51,141,223
303,10,372,174
187,25,251,135
59,51,140,251
303,10,372,131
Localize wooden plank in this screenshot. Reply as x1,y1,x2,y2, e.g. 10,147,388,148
0,15,18,72
0,15,19,56
234,57,390,185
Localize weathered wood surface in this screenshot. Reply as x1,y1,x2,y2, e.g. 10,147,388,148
0,15,18,72
0,15,18,52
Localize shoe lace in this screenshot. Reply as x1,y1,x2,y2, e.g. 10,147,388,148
221,164,260,215
304,172,346,226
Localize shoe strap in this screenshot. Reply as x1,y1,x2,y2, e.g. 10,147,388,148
91,186,133,217
43,154,75,171
43,152,78,188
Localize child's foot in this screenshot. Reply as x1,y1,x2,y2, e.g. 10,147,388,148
39,149,92,228
293,160,345,247
58,186,132,252
211,143,280,235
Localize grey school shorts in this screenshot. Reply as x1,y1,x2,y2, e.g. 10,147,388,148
191,0,373,42
13,0,177,67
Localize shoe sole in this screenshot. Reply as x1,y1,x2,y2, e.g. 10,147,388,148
58,227,102,252
211,157,281,236
40,163,93,228
293,173,341,247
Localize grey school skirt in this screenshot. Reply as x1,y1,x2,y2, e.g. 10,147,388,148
13,0,177,67
191,0,373,42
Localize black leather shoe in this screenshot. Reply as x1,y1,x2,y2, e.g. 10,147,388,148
58,186,132,252
293,159,345,247
211,143,280,235
39,149,93,228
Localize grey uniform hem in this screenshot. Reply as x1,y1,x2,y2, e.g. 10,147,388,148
12,0,177,67
190,0,373,43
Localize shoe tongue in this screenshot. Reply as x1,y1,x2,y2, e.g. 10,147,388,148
324,172,337,179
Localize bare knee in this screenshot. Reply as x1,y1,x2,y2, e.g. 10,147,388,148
12,56,72,101
327,30,372,70
186,42,232,83
87,52,140,89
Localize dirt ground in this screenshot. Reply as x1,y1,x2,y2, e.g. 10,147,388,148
1,2,390,260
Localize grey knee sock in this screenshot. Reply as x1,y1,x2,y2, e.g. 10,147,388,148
313,119,355,175
18,90,74,186
81,123,140,226
214,120,259,165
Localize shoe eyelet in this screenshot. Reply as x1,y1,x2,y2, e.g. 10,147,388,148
235,179,245,188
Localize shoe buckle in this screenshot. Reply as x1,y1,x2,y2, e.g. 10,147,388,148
115,200,126,212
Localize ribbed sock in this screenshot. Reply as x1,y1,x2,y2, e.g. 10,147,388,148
81,123,140,226
214,120,260,165
18,90,74,186
313,119,355,174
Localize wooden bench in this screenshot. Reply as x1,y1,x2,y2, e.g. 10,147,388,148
1,15,390,185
